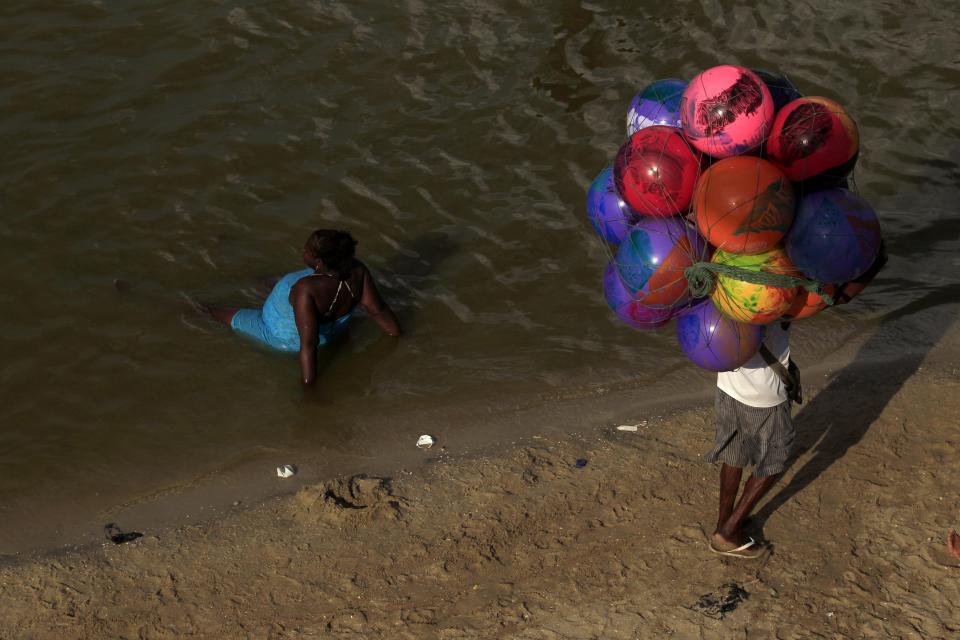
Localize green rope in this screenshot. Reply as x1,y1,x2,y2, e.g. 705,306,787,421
684,262,835,306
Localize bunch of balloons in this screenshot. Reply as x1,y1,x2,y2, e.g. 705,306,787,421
587,65,884,372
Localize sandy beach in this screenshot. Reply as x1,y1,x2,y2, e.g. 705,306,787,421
3,304,960,639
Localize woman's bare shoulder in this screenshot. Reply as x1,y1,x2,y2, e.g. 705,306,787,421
290,272,331,298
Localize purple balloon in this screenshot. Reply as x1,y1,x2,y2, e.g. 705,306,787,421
626,78,687,136
586,165,636,245
676,299,765,372
786,188,882,284
603,261,673,330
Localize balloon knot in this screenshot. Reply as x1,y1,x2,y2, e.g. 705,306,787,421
685,262,716,298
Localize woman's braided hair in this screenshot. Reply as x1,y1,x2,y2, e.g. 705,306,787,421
305,229,357,278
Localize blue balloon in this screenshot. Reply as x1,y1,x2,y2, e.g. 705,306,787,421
626,78,687,136
676,299,765,372
786,188,882,284
750,68,803,112
586,165,636,245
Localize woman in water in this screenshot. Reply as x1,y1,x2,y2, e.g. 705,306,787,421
209,229,401,385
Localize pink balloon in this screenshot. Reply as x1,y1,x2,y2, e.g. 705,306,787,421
680,65,774,158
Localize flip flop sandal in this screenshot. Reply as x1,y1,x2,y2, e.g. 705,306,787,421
709,536,765,559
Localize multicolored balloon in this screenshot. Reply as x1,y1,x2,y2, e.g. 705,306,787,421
603,261,674,329
786,188,881,284
676,299,765,371
766,96,859,183
613,125,701,217
615,216,708,308
694,156,795,255
750,68,803,112
626,78,687,135
710,247,798,324
680,65,774,158
586,165,636,245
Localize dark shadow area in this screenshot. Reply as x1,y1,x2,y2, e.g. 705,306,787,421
104,522,143,545
754,282,960,527
886,216,960,258
309,328,352,385
374,230,460,334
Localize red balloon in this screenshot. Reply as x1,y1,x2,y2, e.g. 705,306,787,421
766,97,859,182
613,125,701,217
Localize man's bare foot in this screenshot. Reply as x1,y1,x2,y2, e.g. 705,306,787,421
948,528,960,560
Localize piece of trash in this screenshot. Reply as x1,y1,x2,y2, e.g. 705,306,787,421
616,425,639,432
574,458,588,468
690,582,749,620
416,435,434,449
276,464,297,478
104,523,143,545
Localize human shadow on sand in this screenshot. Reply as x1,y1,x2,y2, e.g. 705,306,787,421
753,281,960,528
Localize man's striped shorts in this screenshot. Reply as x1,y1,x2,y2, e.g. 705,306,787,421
705,389,795,477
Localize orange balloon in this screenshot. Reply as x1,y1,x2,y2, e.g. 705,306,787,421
694,157,795,255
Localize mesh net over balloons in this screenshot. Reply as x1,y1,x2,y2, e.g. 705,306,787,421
585,64,884,372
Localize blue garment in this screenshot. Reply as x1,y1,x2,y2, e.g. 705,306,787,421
231,268,353,352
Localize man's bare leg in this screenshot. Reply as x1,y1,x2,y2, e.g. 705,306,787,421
713,472,781,550
716,464,743,533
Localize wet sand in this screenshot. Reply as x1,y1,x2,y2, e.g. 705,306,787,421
3,310,960,638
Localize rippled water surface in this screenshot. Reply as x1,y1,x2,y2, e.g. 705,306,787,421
1,1,958,553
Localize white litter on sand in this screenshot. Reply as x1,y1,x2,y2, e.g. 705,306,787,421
276,464,297,478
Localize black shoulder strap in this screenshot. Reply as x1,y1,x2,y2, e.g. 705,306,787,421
758,344,796,389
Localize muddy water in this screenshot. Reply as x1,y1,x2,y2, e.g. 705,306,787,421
0,1,958,555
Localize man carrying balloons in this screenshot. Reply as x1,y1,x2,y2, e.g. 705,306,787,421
706,321,796,559
588,63,886,557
